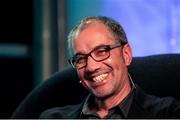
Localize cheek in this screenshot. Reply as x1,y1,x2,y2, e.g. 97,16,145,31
77,69,87,82
77,70,90,90
77,70,84,79
107,58,112,63
106,54,124,68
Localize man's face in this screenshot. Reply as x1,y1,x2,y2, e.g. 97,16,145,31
72,22,132,98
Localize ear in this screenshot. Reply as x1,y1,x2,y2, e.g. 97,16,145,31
122,43,132,66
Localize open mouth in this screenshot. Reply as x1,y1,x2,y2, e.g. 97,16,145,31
92,73,108,82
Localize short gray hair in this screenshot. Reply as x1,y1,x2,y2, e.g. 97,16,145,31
67,16,128,56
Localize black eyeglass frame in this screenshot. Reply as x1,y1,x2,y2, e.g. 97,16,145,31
68,42,126,69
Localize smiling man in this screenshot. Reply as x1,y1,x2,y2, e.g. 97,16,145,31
39,16,180,119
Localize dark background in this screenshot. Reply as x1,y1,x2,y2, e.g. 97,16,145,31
0,0,33,118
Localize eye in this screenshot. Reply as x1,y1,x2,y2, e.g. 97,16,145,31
94,46,109,56
75,55,86,64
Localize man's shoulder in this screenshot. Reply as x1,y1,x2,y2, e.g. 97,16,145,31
137,86,179,109
146,94,180,118
130,86,180,118
39,103,83,119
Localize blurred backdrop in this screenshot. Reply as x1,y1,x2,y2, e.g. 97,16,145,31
0,0,179,118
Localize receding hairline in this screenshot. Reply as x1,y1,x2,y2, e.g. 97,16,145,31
73,20,113,40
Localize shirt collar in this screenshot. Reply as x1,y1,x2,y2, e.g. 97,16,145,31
118,84,135,117
81,93,94,116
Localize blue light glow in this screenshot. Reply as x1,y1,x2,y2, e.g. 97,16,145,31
101,0,180,56
67,0,180,56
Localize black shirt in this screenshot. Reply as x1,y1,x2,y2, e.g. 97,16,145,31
39,85,180,119
80,86,135,119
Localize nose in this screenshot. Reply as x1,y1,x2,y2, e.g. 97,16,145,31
85,56,101,72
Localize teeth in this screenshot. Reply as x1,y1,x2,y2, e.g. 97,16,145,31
93,74,108,82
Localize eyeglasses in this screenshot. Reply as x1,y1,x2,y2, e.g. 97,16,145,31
68,42,126,69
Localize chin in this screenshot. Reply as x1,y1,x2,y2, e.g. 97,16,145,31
93,91,113,99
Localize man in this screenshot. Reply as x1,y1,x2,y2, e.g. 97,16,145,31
40,16,180,118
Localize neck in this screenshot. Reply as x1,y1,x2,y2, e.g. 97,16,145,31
95,78,132,118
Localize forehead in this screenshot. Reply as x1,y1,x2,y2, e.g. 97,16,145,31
72,22,116,54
